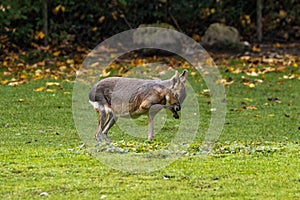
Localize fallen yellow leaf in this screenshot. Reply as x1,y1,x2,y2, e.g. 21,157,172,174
245,106,257,110
46,89,57,92
205,57,213,67
273,43,281,48
216,79,234,85
243,98,253,102
277,80,285,85
190,72,197,77
240,56,251,62
35,31,45,40
232,68,242,74
34,87,45,92
252,46,261,52
59,66,67,71
99,16,105,23
244,82,256,88
249,83,255,88
3,61,8,67
46,82,60,87
66,59,74,64
3,71,11,76
53,51,61,57
279,10,287,18
91,62,99,68
1,80,9,85
246,71,259,76
8,81,23,86
192,34,201,42
54,5,65,14
101,69,111,77
19,73,28,79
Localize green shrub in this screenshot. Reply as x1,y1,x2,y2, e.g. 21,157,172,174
0,0,298,50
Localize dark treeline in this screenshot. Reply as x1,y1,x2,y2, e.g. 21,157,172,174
0,0,299,50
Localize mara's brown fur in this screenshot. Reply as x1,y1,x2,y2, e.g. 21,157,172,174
89,70,188,142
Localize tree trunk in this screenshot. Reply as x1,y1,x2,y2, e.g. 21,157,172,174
257,0,263,42
43,0,48,46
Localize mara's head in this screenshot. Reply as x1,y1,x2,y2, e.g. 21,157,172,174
168,70,188,109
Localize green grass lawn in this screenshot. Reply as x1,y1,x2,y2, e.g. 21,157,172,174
0,63,299,199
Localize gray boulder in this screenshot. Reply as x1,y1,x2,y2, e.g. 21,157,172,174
133,23,181,55
202,23,241,49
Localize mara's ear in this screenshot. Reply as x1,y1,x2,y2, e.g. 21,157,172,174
170,70,179,87
180,69,188,83
173,70,179,79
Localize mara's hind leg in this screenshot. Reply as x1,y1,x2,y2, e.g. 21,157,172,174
102,113,118,143
95,109,107,143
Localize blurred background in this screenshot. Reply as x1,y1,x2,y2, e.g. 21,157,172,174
0,0,299,51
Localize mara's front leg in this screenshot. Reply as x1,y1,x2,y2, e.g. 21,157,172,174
147,104,166,140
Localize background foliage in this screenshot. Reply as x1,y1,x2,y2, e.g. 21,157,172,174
0,0,299,51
